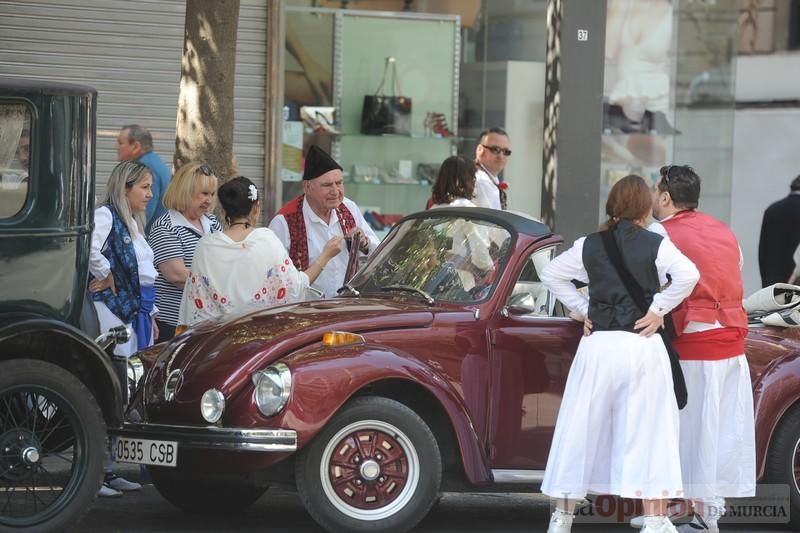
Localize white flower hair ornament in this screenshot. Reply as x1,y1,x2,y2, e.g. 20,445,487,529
247,184,258,202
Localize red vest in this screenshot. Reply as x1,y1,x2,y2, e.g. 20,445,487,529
662,210,748,359
277,195,356,271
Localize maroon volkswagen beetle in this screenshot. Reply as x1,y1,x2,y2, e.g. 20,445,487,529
113,208,800,532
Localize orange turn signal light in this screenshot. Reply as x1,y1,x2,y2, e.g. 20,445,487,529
175,325,189,336
322,331,366,347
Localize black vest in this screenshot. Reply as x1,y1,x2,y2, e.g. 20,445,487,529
582,220,663,331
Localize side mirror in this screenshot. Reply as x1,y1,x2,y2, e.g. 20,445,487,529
503,304,537,316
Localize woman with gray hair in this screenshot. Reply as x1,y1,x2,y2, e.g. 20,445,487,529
89,159,158,358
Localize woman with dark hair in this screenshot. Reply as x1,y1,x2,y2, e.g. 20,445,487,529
538,175,700,533
178,176,342,326
430,155,477,208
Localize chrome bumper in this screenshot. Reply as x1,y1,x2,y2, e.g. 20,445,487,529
111,423,297,453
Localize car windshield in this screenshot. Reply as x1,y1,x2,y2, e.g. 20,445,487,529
349,215,513,303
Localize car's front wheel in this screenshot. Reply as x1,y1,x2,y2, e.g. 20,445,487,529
0,359,106,532
149,467,268,514
764,403,800,530
296,396,442,533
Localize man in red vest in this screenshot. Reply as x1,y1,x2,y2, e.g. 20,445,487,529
269,145,380,297
650,165,755,533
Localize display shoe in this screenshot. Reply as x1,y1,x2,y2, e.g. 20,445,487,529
430,112,454,137
546,509,574,533
98,482,123,498
105,473,142,492
676,514,719,533
641,515,679,533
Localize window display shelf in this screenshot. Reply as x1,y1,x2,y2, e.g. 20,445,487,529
284,7,459,218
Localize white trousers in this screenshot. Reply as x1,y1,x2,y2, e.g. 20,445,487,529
679,355,756,499
541,331,683,500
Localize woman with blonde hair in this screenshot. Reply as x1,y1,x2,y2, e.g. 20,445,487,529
89,160,158,356
148,162,221,341
88,160,157,496
539,175,700,533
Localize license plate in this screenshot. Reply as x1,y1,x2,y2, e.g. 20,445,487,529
113,437,178,467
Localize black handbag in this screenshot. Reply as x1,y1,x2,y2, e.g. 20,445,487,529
361,57,412,136
600,229,688,410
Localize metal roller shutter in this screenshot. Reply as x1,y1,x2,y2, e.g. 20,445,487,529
0,0,266,197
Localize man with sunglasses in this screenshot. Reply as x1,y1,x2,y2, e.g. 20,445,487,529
117,124,172,234
649,165,755,533
473,127,511,210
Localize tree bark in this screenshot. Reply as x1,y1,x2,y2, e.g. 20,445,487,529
175,0,240,182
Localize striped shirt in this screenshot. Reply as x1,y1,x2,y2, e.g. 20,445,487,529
148,210,222,327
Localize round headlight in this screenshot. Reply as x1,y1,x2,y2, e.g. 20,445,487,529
200,389,225,423
252,363,291,417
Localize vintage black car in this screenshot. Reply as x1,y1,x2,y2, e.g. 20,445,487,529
0,79,130,532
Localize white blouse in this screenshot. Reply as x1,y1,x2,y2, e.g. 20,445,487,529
540,229,699,318
89,206,158,286
179,228,310,326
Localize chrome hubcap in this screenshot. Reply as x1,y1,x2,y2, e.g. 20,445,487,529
21,446,40,465
360,459,380,481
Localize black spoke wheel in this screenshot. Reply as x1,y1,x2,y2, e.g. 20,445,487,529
0,359,105,532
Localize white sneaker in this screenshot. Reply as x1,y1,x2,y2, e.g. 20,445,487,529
98,482,123,498
631,503,688,528
105,473,142,492
676,515,719,533
641,516,679,533
547,509,574,533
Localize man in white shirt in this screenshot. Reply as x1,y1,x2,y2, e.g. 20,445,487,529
269,145,380,297
473,127,511,210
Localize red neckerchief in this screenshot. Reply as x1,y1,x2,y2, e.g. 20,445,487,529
278,195,356,270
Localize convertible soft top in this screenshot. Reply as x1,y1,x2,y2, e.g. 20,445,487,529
403,207,552,238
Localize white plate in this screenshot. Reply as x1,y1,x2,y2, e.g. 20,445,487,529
113,437,178,467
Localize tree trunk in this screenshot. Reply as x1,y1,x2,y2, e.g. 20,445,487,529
175,0,240,183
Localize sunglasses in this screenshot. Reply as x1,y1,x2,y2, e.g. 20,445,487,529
198,163,214,176
660,164,681,183
481,144,512,157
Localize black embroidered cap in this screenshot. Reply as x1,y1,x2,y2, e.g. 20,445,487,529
303,145,343,181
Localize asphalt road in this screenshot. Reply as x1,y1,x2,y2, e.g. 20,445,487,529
74,467,790,533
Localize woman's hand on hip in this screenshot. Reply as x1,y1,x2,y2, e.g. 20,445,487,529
89,273,116,295
634,310,664,337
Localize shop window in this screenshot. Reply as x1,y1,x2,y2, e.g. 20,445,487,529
0,103,31,218
282,7,459,238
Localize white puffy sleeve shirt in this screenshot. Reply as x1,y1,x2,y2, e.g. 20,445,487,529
89,206,158,286
540,233,699,318
179,228,310,326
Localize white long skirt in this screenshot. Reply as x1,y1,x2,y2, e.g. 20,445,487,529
679,355,756,499
541,331,683,500
93,301,138,357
